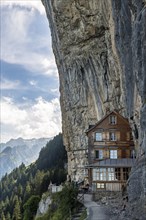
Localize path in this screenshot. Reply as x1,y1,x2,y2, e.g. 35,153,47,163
83,194,109,220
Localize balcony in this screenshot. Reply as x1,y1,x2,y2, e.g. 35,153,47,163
86,158,136,168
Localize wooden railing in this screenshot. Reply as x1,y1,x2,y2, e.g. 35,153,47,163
77,193,84,203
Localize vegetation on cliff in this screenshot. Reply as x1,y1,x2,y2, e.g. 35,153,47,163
0,133,67,219
36,184,81,220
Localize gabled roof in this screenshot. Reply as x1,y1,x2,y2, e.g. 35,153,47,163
86,110,129,134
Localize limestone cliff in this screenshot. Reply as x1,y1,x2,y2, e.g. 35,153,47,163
42,0,146,218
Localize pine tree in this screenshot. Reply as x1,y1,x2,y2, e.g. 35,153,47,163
6,212,11,220
18,184,23,196
12,197,21,220
5,196,9,205
0,201,4,213
1,211,6,220
34,170,44,194
23,195,40,220
23,181,31,202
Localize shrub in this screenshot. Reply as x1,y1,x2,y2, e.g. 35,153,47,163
23,195,40,220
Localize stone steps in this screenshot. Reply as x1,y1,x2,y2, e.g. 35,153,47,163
72,207,86,220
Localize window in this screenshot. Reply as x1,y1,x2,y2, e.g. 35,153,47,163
97,183,105,189
95,150,103,159
109,115,117,124
110,150,117,159
107,168,120,181
110,132,116,141
93,168,106,181
123,168,130,180
100,168,106,180
95,132,102,141
115,168,121,180
108,168,115,180
93,168,121,182
93,169,99,181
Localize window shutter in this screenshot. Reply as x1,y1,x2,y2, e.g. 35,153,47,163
102,132,106,141
126,150,130,158
107,132,109,141
106,150,110,158
118,149,121,158
126,132,130,141
116,131,120,141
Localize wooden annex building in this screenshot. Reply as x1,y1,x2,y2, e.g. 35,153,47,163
86,111,135,192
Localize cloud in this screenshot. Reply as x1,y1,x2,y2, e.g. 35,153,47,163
22,97,28,101
0,0,45,15
1,2,58,77
1,96,62,143
50,88,59,93
1,77,21,90
29,80,37,86
41,58,58,77
0,1,61,143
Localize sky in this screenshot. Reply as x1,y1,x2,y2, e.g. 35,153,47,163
0,0,62,143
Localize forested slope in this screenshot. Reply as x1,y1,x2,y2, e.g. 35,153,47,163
0,133,67,219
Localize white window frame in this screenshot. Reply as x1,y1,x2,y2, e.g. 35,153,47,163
107,168,116,180
109,115,117,125
95,132,102,141
93,168,106,181
93,169,99,181
110,150,118,159
97,183,105,189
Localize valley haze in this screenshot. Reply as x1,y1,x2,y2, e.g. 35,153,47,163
0,137,51,179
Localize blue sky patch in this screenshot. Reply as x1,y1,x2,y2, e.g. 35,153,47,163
0,0,61,143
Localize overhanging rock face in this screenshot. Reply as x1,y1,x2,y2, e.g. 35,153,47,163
42,0,146,217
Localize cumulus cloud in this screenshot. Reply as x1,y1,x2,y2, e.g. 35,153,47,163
1,96,62,143
0,0,45,15
41,58,58,77
1,1,58,77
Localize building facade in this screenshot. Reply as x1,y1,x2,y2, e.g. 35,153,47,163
86,111,135,191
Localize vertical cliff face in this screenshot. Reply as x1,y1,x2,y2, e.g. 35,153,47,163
42,0,146,217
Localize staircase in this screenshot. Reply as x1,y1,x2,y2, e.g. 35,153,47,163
72,206,87,220
71,192,87,220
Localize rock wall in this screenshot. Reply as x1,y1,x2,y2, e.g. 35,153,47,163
36,196,51,217
42,0,146,217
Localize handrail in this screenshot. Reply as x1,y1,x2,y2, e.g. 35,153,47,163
78,193,84,203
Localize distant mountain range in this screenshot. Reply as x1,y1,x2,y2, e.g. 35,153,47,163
0,137,51,179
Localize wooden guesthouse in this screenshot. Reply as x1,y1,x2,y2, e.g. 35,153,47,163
86,111,135,192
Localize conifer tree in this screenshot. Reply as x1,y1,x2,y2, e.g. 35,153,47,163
18,184,23,196
12,197,21,220
23,181,31,202
0,201,4,213
5,196,9,205
1,211,6,220
6,212,11,220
